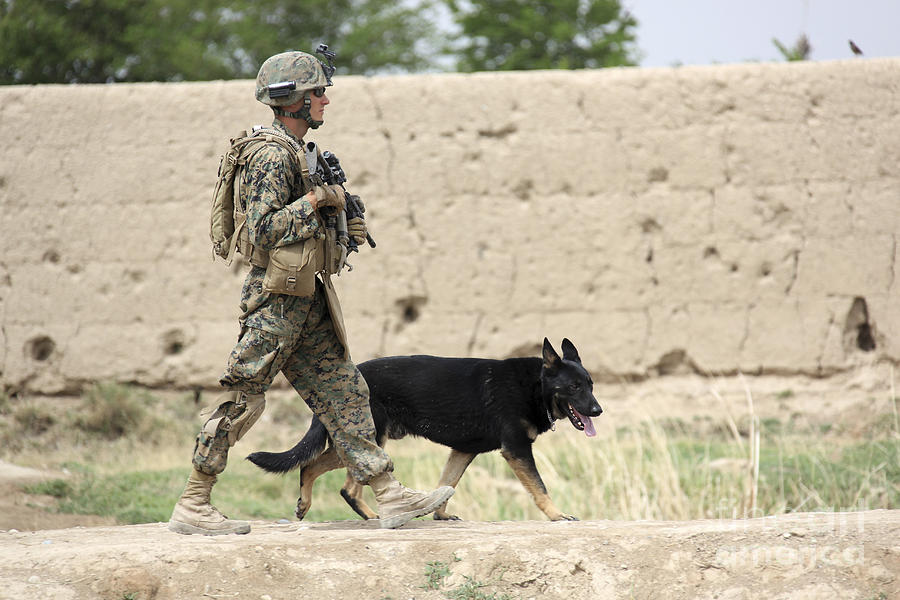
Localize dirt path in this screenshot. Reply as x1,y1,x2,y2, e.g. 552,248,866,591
1,510,897,600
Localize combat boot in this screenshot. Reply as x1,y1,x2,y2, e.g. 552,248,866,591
168,470,250,536
369,472,455,529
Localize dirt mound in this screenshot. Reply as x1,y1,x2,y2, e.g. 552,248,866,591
1,510,897,600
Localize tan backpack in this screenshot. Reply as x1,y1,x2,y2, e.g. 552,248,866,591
209,127,301,264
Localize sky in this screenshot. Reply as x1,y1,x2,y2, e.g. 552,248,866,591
625,0,900,67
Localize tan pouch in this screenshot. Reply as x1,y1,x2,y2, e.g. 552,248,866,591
262,237,325,296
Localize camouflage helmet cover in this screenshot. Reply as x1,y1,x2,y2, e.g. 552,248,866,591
255,51,332,107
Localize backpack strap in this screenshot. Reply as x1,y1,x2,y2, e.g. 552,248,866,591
222,135,267,266
252,126,316,190
227,128,307,267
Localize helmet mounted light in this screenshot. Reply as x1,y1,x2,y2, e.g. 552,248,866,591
267,81,297,99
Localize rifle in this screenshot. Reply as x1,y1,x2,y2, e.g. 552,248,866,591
321,150,376,251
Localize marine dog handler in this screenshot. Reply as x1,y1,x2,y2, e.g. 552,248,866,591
168,48,454,535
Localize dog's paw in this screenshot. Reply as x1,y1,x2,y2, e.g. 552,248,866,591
434,512,461,521
554,514,579,521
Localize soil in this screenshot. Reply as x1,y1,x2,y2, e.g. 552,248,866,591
1,370,899,600
1,507,897,600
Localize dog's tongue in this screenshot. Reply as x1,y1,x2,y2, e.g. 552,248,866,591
573,408,596,437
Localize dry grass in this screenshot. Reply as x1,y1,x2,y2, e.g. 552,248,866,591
3,381,899,525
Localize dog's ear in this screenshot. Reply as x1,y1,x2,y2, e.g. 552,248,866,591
542,338,561,370
561,338,581,363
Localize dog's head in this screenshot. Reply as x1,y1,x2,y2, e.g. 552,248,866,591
541,338,603,437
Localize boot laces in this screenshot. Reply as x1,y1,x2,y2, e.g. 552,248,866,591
201,502,229,520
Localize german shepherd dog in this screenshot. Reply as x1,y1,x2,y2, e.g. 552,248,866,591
247,338,603,521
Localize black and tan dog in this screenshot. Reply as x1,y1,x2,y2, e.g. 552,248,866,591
247,338,603,521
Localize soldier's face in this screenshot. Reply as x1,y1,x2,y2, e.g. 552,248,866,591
309,89,329,122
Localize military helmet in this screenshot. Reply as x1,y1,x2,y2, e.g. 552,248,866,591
255,50,333,107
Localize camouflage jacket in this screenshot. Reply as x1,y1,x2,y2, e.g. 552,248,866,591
237,119,326,337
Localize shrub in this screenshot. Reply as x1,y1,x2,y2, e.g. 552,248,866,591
13,402,55,434
73,382,150,440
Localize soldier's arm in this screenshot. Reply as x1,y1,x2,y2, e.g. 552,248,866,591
242,145,320,250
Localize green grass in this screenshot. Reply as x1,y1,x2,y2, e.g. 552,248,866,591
419,557,511,600
446,577,512,600
25,468,188,524
423,560,452,590
22,460,373,525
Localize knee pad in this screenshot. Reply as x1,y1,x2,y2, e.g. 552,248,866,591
192,392,266,475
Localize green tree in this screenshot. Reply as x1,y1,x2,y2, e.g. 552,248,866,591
217,0,440,77
447,0,639,71
0,0,438,84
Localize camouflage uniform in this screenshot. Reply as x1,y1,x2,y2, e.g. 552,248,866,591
171,50,452,535
214,118,391,483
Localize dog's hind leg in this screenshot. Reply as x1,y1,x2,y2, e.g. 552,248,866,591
432,449,476,520
295,445,343,520
501,446,577,521
340,474,378,520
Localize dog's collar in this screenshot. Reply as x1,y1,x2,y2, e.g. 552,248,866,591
540,381,556,431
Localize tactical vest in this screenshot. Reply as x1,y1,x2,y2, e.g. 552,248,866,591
212,126,334,294
210,126,350,355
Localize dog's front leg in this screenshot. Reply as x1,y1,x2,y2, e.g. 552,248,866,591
500,445,578,521
433,449,477,520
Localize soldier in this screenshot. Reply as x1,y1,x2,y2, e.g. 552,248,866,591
168,49,454,535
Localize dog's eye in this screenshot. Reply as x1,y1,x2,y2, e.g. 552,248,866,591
568,383,580,392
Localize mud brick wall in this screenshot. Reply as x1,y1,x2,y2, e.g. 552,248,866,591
1,58,898,393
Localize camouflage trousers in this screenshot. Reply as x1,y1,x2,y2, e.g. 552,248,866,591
215,281,392,483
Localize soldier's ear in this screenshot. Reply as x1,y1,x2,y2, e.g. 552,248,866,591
542,338,561,371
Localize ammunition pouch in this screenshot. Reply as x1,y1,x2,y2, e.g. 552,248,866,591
262,236,325,296
235,217,270,269
193,392,266,476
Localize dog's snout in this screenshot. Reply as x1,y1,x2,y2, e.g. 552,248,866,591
588,399,603,416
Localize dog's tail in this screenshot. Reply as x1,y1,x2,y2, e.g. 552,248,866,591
245,416,329,473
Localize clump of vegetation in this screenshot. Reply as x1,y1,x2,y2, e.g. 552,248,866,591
447,577,512,600
421,557,511,600
423,560,451,590
72,382,153,440
24,478,72,499
13,402,56,435
773,34,812,61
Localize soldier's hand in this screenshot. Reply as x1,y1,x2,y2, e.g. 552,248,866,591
347,217,368,246
303,189,318,210
315,184,346,211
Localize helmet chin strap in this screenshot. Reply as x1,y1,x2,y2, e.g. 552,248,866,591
272,91,323,129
